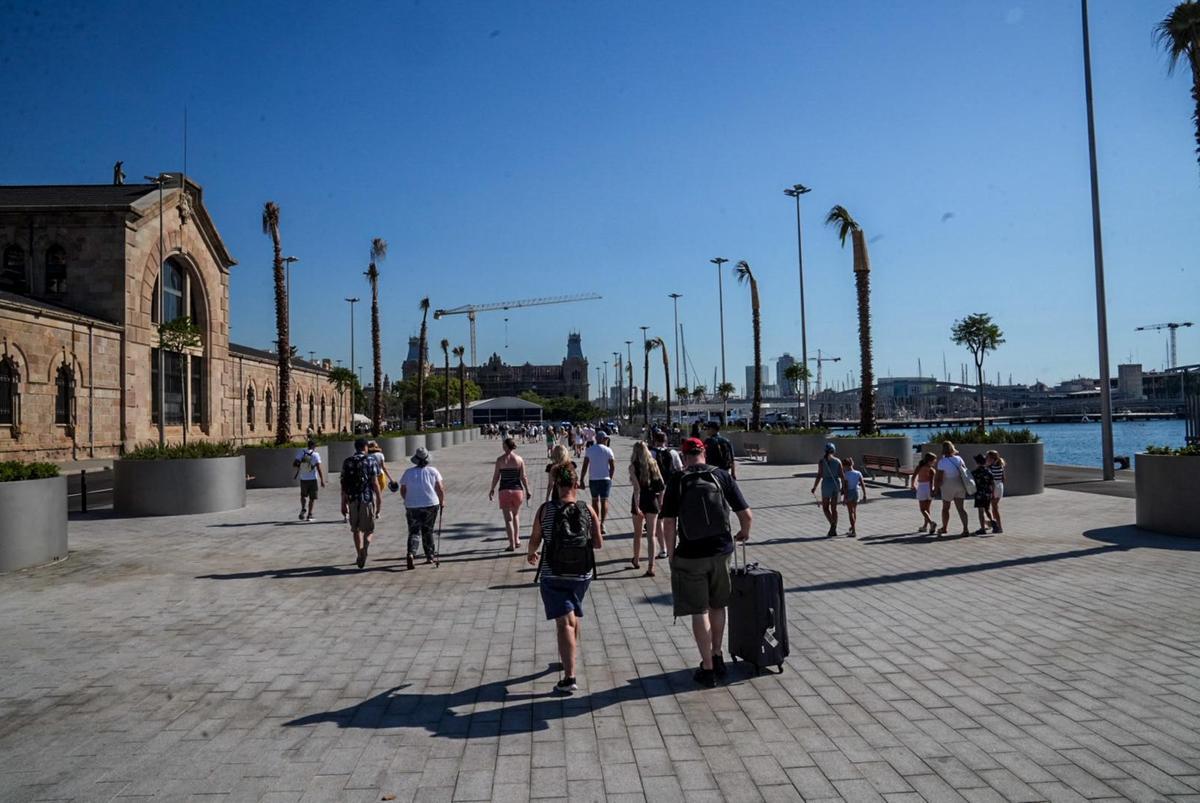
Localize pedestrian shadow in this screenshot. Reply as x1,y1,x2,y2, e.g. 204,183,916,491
206,520,308,528
282,665,712,736
1083,524,1200,551
196,562,403,580
858,532,971,544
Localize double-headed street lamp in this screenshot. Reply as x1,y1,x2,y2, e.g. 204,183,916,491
710,257,729,422
668,293,682,392
784,183,813,427
345,297,359,412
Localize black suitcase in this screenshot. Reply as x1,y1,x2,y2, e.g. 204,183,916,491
728,545,789,674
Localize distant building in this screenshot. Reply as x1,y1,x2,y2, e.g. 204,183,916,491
777,353,797,396
1117,364,1144,399
425,333,589,400
745,365,769,397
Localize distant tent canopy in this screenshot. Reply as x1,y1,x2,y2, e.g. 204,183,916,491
458,396,543,425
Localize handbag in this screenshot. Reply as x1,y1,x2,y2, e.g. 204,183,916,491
956,459,977,496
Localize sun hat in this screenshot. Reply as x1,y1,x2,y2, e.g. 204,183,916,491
411,446,430,466
824,442,837,453
681,437,706,454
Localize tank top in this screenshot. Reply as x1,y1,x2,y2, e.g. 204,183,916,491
499,465,523,490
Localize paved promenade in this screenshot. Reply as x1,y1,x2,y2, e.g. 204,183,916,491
2,435,1199,803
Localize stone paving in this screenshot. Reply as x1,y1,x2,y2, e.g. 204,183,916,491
2,435,1199,803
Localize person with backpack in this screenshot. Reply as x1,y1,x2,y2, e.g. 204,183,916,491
660,437,753,688
340,437,382,569
526,462,603,694
703,421,736,479
629,441,665,577
651,430,682,559
292,438,326,521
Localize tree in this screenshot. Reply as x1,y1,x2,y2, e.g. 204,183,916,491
364,238,386,437
643,337,657,434
825,205,877,435
440,338,451,428
951,313,1005,431
649,337,670,427
327,366,358,431
783,363,811,419
734,261,764,431
262,201,290,445
1157,2,1200,175
674,386,691,407
416,297,430,431
692,384,707,404
453,345,467,426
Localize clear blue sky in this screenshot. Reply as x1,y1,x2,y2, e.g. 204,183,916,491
2,0,1197,397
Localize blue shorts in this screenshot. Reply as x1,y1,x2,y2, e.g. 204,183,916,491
821,479,841,500
588,479,612,499
540,576,591,620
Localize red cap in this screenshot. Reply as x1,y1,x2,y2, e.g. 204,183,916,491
681,437,706,454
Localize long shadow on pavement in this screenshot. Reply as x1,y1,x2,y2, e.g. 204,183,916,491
1083,524,1200,551
197,563,404,580
282,665,715,737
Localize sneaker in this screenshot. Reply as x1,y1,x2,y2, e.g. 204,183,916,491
827,526,837,537
693,667,717,688
306,512,314,521
299,509,307,520
712,654,728,679
657,549,668,559
406,554,415,570
993,526,1003,534
355,550,366,569
555,676,578,694
975,528,989,535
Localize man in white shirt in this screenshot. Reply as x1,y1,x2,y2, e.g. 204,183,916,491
579,430,616,534
292,438,325,521
400,446,445,570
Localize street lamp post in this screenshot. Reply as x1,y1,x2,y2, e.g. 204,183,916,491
710,257,729,423
668,293,682,392
345,297,359,413
784,184,813,428
602,361,609,412
1080,0,1115,480
612,352,622,419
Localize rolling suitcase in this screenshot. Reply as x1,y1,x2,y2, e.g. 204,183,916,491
728,543,789,674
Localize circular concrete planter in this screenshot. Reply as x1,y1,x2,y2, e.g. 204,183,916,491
244,445,328,489
767,433,830,465
114,456,246,516
326,440,357,472
724,431,746,456
0,475,67,571
833,436,914,469
404,434,424,455
1135,453,1200,536
425,431,445,451
919,441,1043,496
451,429,464,445
378,436,408,463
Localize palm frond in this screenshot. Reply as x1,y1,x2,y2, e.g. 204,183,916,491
824,205,860,247
734,260,754,285
261,201,279,236
440,338,450,352
1157,2,1200,74
370,237,388,263
419,297,430,311
644,338,659,353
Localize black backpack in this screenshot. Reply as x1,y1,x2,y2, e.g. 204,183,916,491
653,447,678,486
547,501,593,576
707,436,733,471
677,466,732,542
340,453,370,498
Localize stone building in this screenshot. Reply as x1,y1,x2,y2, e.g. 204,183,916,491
0,176,346,461
421,333,589,400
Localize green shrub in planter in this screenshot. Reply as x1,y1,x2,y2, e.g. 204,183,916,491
769,427,831,436
243,439,312,450
123,441,242,460
1144,444,1200,456
0,461,59,482
927,427,1039,445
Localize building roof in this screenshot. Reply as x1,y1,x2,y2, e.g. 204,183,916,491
0,184,160,209
469,396,543,410
228,342,327,373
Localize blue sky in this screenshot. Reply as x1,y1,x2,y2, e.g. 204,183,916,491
2,0,1197,397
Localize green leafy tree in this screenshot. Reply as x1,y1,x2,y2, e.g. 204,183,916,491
1157,2,1200,174
825,205,877,435
734,261,764,431
951,313,1005,431
262,201,290,445
364,238,387,437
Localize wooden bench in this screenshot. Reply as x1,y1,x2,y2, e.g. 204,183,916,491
862,454,915,484
743,441,766,462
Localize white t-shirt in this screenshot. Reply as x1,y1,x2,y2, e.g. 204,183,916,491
295,448,321,481
401,465,443,508
585,443,615,480
937,455,966,481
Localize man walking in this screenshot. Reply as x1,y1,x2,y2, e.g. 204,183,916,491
661,437,753,687
293,438,325,521
703,421,736,479
400,446,445,570
340,437,381,569
651,429,682,559
580,430,616,534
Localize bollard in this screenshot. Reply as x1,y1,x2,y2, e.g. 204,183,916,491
80,469,87,513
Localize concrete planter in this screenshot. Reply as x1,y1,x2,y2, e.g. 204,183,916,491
919,441,1043,496
767,433,830,465
0,475,67,571
245,445,328,489
425,431,444,451
834,436,914,470
1135,453,1200,536
114,456,246,516
404,434,424,455
725,431,746,456
326,440,357,472
378,436,408,463
451,429,464,445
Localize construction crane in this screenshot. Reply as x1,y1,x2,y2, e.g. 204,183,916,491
1136,322,1194,369
806,349,842,394
434,292,602,366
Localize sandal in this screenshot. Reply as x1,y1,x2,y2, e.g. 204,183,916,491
643,568,655,578
631,558,640,570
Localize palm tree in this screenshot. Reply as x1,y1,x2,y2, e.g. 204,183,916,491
734,261,763,431
626,362,634,417
717,381,735,417
416,297,430,431
440,338,451,429
364,238,386,437
327,366,357,431
1157,2,1200,174
643,337,657,435
674,386,690,406
652,336,671,428
692,385,707,404
453,345,467,427
262,202,290,444
825,205,877,435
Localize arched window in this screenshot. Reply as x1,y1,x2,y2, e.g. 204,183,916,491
150,259,205,427
296,392,302,428
265,389,273,427
0,356,18,425
54,361,75,426
320,396,326,431
1,245,27,293
246,387,256,430
45,245,67,297
308,394,314,429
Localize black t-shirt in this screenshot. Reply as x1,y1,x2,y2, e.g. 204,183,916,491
704,435,734,470
661,464,749,558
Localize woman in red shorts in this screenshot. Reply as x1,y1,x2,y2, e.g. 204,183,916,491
489,437,531,551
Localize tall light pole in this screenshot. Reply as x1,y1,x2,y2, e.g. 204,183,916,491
612,351,622,418
1081,0,1115,480
668,293,682,392
784,184,813,428
283,256,299,340
710,257,729,423
345,297,359,413
639,325,651,434
602,360,609,412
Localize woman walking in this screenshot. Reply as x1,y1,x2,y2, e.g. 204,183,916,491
545,444,574,502
933,441,971,537
986,450,1006,533
489,437,531,551
629,441,665,576
810,443,846,537
527,462,603,694
545,426,557,458
910,452,938,533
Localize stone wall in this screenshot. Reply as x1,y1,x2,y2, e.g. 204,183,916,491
230,354,350,445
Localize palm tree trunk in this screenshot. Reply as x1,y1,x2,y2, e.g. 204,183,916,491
661,348,671,430
750,277,763,432
643,350,650,436
1192,56,1200,170
271,235,290,445
458,360,466,427
443,354,450,429
370,275,381,438
851,230,876,435
416,324,426,432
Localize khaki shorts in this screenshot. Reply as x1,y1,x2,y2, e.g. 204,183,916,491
347,499,376,535
300,479,319,499
670,553,732,616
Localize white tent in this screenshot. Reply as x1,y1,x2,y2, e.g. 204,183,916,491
352,413,371,425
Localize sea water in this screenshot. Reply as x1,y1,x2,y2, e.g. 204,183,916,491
876,420,1187,467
